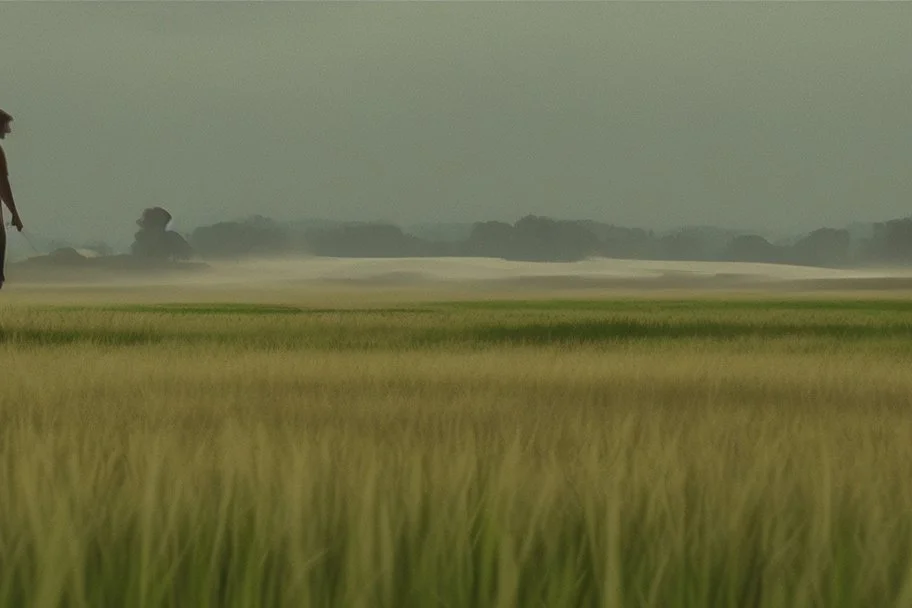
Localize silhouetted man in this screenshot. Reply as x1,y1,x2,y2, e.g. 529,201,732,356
0,109,24,288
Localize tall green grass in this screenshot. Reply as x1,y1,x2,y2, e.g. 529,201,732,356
2,297,912,606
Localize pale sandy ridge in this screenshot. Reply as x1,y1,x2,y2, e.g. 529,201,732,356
7,255,912,305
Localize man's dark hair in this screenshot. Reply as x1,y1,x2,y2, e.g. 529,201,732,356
0,109,11,125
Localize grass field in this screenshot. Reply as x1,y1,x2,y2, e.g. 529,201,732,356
4,288,912,607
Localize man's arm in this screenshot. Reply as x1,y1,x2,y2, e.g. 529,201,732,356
0,175,23,231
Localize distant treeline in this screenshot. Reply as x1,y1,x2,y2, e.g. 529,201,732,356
177,214,912,267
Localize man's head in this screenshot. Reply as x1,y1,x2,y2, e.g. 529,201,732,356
0,109,12,140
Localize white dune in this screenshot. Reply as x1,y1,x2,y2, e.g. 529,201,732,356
188,256,912,286
12,255,912,296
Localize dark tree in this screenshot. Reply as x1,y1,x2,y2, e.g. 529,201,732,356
190,215,290,258
131,207,193,260
464,221,516,258
723,235,784,264
789,228,850,267
865,219,912,263
303,223,429,257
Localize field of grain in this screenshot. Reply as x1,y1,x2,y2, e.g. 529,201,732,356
4,288,912,607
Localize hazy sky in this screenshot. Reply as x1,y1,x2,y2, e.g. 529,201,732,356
1,2,911,245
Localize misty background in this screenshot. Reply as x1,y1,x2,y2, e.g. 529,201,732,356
1,2,911,257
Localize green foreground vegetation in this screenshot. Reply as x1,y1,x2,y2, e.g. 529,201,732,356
3,295,912,607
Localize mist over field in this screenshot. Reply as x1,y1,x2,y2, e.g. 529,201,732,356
5,3,912,606
10,254,912,299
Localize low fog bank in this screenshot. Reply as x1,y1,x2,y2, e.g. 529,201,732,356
182,256,912,292
11,255,912,293
17,209,912,272
11,209,912,293
200,256,909,284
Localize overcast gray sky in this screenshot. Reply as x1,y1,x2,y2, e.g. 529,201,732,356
1,2,910,245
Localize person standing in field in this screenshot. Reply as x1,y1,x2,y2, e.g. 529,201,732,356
0,109,25,289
